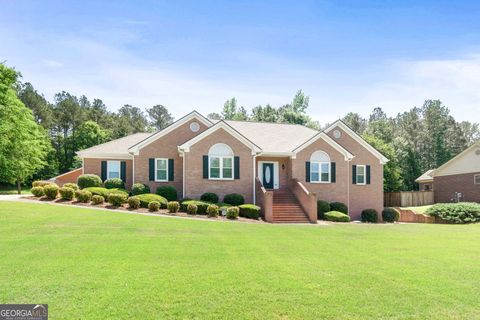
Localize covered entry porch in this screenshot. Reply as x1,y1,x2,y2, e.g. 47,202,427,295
255,156,317,223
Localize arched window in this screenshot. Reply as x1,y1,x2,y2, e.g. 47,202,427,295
208,143,234,179
310,151,330,183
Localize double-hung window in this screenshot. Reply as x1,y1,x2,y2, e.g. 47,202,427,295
356,165,366,185
155,158,168,182
208,143,234,180
475,174,480,185
310,151,330,183
107,161,120,179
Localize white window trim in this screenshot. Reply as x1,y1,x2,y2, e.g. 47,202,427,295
474,174,480,185
310,161,331,183
107,160,121,180
356,165,366,185
209,156,234,180
154,158,169,182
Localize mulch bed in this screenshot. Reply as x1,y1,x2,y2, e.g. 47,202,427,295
23,196,264,223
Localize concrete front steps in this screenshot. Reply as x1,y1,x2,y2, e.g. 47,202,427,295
272,189,310,223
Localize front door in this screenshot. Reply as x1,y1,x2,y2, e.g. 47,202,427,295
262,163,274,189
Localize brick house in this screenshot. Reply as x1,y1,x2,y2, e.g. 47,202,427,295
76,111,388,222
416,141,480,203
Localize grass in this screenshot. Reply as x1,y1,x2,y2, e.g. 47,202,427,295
1,202,479,319
401,205,433,214
0,185,31,195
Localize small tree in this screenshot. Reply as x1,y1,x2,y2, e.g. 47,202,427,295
0,64,49,193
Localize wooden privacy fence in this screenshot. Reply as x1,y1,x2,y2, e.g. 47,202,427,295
384,191,434,207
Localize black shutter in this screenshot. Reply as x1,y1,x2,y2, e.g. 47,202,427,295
305,161,311,182
331,162,336,183
149,158,155,181
168,159,174,181
120,161,126,183
234,156,240,179
101,161,107,181
352,165,357,184
203,155,208,179
366,165,371,185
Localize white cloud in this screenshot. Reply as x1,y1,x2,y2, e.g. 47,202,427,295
359,55,480,122
4,29,480,124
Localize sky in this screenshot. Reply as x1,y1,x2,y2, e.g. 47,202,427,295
2,0,480,124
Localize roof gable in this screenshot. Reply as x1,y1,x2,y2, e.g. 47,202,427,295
434,141,480,176
178,121,261,155
324,120,389,164
292,131,355,161
128,111,212,154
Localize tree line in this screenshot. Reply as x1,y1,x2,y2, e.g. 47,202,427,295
1,63,479,193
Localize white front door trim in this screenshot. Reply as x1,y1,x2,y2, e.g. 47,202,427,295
257,161,280,189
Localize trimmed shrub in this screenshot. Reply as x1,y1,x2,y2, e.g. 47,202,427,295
148,201,160,212
167,201,180,213
43,184,59,200
32,181,52,187
127,196,141,209
76,190,92,203
207,204,219,218
223,193,245,206
317,200,331,220
77,174,102,189
238,204,261,219
31,186,45,197
325,211,350,222
226,206,240,220
63,183,79,191
131,183,150,196
91,195,104,205
156,186,178,201
330,202,348,214
104,178,125,189
201,192,219,203
187,203,198,215
426,202,480,224
136,193,168,208
216,202,232,209
361,208,378,223
382,208,399,223
108,193,127,207
181,200,210,214
83,187,128,198
59,187,75,200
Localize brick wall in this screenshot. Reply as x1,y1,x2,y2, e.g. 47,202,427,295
291,137,349,206
134,119,209,198
83,158,133,189
326,126,384,220
184,128,254,203
434,172,480,203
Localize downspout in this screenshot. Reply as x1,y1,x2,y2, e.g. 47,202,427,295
347,158,351,218
132,154,135,185
182,151,186,198
253,154,257,205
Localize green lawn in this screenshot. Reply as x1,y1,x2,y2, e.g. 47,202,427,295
1,202,479,319
401,205,433,214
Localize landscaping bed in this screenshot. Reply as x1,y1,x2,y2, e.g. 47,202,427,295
22,195,264,223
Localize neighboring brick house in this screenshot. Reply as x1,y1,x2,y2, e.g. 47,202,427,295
76,111,388,222
415,169,435,191
416,141,480,203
